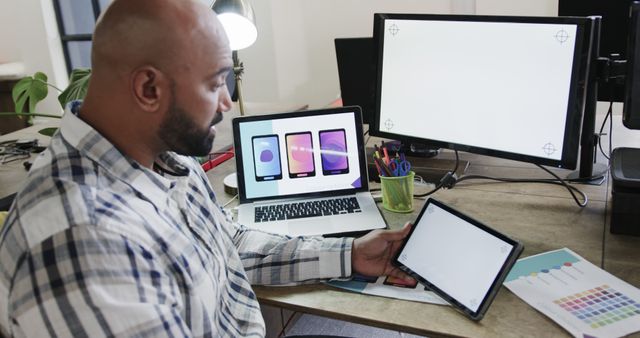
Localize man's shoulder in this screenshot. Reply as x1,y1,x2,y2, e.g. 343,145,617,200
4,139,120,254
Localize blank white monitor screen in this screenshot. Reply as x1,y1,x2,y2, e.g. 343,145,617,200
373,14,592,169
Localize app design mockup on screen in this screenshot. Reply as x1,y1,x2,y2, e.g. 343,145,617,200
285,132,316,178
252,135,282,181
319,129,349,175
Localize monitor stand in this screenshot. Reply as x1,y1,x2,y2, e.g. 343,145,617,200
566,163,608,185
402,142,439,158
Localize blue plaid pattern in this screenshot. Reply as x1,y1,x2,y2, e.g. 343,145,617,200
0,102,353,337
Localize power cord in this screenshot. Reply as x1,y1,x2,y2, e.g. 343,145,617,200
408,148,588,207
277,311,298,337
597,100,614,160
222,194,238,208
456,165,589,208
413,150,460,197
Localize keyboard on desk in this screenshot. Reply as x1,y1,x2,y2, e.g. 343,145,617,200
254,196,362,223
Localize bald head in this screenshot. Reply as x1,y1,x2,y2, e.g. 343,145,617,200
92,0,228,78
81,0,234,168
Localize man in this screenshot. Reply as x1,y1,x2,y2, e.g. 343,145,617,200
0,0,412,337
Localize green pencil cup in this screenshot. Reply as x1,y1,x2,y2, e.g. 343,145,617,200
380,171,415,213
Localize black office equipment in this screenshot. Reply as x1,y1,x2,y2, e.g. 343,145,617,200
611,148,640,235
623,2,640,130
334,37,376,126
609,2,640,235
371,13,592,170
559,0,634,103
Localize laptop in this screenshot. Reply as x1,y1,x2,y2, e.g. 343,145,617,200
232,106,387,236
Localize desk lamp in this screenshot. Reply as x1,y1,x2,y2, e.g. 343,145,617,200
212,0,257,116
211,0,257,194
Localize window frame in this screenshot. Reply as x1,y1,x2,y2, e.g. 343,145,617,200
51,0,102,73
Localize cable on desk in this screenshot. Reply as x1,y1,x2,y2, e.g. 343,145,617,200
456,164,589,208
413,150,460,198
221,194,238,208
407,147,592,207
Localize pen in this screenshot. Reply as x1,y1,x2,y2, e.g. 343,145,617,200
382,146,390,165
374,157,393,177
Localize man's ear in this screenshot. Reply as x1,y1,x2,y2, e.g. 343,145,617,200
131,66,166,112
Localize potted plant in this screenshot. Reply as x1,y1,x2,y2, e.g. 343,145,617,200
0,68,91,136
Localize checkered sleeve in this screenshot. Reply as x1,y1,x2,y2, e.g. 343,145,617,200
7,226,192,338
220,208,354,285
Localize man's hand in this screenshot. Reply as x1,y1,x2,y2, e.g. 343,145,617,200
351,222,413,281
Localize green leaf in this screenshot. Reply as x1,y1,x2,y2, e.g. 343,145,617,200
58,68,92,109
38,127,59,136
11,72,49,114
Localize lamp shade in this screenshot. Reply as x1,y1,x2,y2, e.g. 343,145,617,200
212,0,257,50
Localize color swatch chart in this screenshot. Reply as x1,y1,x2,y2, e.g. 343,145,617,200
554,285,639,329
504,248,640,338
504,247,582,284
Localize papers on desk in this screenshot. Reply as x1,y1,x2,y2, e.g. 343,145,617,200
326,274,448,306
504,248,640,338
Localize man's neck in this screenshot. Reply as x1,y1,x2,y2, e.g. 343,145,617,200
78,100,160,169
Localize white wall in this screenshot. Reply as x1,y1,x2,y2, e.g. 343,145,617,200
476,0,556,16
0,0,557,114
238,0,558,110
0,0,68,117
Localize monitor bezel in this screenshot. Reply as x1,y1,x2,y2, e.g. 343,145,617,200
371,13,593,169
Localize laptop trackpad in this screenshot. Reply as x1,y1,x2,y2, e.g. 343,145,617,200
288,218,336,236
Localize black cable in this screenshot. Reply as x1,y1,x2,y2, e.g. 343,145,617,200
597,101,613,160
608,100,613,160
413,150,459,198
456,167,588,208
534,164,588,207
410,149,590,208
277,311,298,337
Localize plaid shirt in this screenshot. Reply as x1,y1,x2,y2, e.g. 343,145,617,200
0,102,353,337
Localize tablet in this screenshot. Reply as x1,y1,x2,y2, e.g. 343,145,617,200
393,198,523,321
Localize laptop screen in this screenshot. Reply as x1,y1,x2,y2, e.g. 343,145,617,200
233,107,369,202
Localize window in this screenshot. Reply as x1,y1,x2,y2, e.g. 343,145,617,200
52,0,112,72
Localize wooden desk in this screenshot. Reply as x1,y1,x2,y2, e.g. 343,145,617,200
206,149,640,338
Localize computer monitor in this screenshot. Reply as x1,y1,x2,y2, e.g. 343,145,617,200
334,37,376,125
335,37,439,158
559,0,634,103
371,13,593,170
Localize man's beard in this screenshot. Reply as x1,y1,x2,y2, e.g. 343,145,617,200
158,94,223,157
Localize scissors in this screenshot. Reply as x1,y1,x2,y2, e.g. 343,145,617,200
389,158,411,176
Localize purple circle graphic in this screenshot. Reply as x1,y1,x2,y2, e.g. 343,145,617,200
260,150,273,162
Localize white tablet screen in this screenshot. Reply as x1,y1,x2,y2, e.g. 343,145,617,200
397,201,515,312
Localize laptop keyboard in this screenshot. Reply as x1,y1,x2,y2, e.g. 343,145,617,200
254,196,362,223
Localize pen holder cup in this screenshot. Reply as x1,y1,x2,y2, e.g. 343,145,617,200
380,171,415,213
